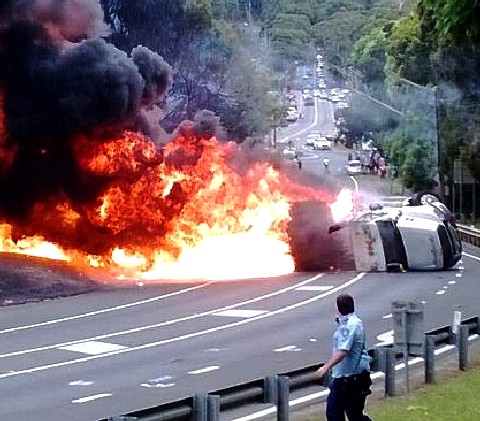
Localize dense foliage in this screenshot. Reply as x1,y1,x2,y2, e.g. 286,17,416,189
98,0,480,204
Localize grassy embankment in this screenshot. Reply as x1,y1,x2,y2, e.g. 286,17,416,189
367,364,480,421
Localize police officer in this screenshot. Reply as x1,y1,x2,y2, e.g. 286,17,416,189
316,294,372,421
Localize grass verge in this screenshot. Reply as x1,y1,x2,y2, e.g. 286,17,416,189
368,365,480,421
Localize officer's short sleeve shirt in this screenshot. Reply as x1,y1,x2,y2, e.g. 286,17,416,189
331,312,370,378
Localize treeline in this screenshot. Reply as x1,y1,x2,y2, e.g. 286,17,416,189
99,0,480,198
349,0,480,193
100,0,281,143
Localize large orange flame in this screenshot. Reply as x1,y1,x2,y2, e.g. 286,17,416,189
0,129,335,281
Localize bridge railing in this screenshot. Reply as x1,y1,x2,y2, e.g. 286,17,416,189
103,316,480,421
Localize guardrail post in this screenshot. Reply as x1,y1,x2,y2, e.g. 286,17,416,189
207,395,220,421
384,347,395,397
459,324,469,371
193,394,207,421
264,375,279,404
424,334,435,384
277,376,289,421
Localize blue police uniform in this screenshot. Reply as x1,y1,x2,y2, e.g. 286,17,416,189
326,312,372,421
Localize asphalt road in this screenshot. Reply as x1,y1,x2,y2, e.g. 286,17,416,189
1,72,479,421
1,250,479,420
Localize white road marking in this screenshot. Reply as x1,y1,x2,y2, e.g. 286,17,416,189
68,380,94,386
436,290,446,295
448,280,456,285
140,376,175,388
212,310,267,318
0,275,325,360
458,266,464,270
295,286,333,291
382,313,392,319
60,341,127,355
462,253,478,262
309,338,317,342
0,284,209,335
188,366,219,374
0,273,365,380
455,273,462,278
273,345,301,352
375,330,393,347
72,393,112,404
141,382,175,388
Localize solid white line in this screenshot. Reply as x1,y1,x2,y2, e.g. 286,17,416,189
0,275,325,359
71,393,112,404
188,365,219,375
0,284,209,335
295,286,333,291
0,273,365,379
463,252,480,262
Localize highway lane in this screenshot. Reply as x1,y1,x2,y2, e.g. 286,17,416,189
1,253,479,420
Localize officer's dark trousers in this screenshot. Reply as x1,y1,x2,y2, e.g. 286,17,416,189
326,377,366,421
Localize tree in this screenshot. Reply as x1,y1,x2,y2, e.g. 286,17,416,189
417,0,480,45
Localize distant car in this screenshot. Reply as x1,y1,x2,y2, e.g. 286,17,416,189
330,95,340,102
282,148,297,159
314,89,321,97
302,74,309,79
313,138,332,150
318,82,327,89
326,129,339,141
347,159,362,175
304,95,315,106
319,91,328,99
305,133,321,147
286,111,298,122
335,193,462,272
338,101,349,109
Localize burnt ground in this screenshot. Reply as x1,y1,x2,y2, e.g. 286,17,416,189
0,253,107,306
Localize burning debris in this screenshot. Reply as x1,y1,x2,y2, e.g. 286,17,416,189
0,1,350,281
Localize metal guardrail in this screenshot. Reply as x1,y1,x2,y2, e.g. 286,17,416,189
103,317,480,421
457,223,480,247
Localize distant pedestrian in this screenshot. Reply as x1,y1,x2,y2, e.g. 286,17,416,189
316,294,373,421
323,157,330,174
298,159,302,170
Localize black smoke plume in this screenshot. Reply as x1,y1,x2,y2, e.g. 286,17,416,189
0,0,171,218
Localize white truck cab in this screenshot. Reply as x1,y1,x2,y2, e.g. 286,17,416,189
347,199,461,272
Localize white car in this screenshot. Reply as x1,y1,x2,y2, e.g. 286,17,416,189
286,111,298,122
347,159,362,175
282,148,297,159
305,133,321,146
313,138,332,150
332,194,462,272
330,95,340,102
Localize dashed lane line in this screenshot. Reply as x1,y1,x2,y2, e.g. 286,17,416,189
0,275,325,359
0,273,365,379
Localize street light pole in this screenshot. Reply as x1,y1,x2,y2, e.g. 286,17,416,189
433,87,445,202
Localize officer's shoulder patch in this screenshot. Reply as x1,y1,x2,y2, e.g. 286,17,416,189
340,327,350,338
